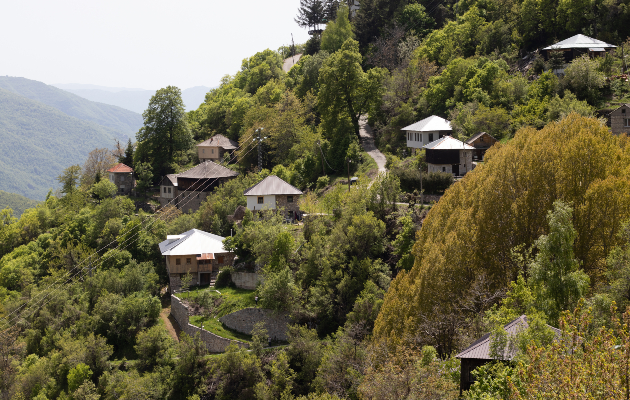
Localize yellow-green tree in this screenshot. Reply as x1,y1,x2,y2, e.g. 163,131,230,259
373,114,630,352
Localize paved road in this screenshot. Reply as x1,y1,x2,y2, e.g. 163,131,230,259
359,115,387,173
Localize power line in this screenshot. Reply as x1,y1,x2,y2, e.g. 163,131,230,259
0,134,261,336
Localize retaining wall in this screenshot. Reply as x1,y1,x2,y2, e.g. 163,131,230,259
170,295,248,353
231,272,264,290
219,307,291,341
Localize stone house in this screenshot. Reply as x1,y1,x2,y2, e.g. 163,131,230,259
197,134,238,163
159,161,238,213
107,163,134,195
465,132,498,161
424,136,474,176
243,175,303,221
158,229,235,292
401,116,452,154
456,315,560,394
607,104,630,135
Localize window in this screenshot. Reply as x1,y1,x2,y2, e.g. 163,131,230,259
258,197,264,204
287,196,293,203
163,187,167,193
217,256,224,264
429,133,434,142
186,258,191,265
407,132,411,141
623,108,627,114
202,148,205,153
442,167,446,172
211,148,215,154
176,258,181,265
625,118,630,127
168,187,171,194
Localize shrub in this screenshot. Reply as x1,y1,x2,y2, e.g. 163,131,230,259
215,267,235,289
391,168,454,194
316,175,330,190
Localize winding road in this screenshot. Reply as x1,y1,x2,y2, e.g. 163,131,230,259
359,115,387,173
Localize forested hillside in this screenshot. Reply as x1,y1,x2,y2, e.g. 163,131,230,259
4,0,630,398
0,88,118,200
0,190,39,218
0,77,142,137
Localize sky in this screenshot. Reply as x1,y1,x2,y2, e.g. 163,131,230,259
1,0,311,90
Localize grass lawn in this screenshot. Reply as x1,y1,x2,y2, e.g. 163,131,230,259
178,286,258,342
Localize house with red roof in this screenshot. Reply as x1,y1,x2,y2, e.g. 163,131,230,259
107,163,134,195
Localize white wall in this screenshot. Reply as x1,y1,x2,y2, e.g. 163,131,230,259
246,195,276,211
160,185,174,199
405,131,440,149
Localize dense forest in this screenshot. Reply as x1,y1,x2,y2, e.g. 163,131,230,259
3,0,630,398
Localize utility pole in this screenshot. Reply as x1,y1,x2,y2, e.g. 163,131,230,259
347,158,352,192
253,128,267,172
318,140,325,175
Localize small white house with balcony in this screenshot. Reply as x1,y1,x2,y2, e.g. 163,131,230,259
402,116,453,152
243,175,303,220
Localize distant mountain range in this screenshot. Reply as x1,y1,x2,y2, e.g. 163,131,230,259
0,77,144,201
0,190,39,218
52,83,213,113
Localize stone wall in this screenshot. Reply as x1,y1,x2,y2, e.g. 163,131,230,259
231,272,264,290
170,295,248,353
219,308,291,341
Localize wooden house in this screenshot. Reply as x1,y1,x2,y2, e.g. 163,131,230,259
107,163,134,195
456,315,560,394
423,136,474,176
465,132,498,161
197,134,238,163
543,34,615,74
159,161,238,213
401,116,452,153
607,104,630,135
243,175,303,221
158,229,235,292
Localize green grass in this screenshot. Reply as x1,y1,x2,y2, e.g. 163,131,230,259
178,286,258,342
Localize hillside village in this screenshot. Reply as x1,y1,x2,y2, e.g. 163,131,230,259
4,0,630,399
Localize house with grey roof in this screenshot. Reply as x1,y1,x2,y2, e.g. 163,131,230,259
465,132,498,161
456,315,561,393
243,175,303,221
197,134,238,163
159,229,235,291
543,34,616,73
401,116,453,152
159,161,238,213
607,103,630,135
423,136,474,176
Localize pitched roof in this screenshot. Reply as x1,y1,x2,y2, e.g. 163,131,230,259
107,163,133,173
243,175,303,196
607,103,630,115
456,315,562,360
543,34,616,50
401,116,452,132
161,174,178,187
177,161,238,180
466,132,498,145
158,229,228,256
424,135,475,150
197,134,238,150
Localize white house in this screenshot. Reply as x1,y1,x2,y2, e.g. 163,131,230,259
243,175,303,220
424,136,474,176
401,116,453,151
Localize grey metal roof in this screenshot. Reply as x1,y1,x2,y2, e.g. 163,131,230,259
177,161,238,180
243,175,303,196
401,115,452,132
543,34,616,50
466,132,497,145
456,315,562,360
197,134,238,150
424,135,475,150
162,174,178,187
158,229,226,256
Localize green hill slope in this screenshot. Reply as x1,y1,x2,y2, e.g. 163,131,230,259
0,88,118,200
0,190,39,217
0,76,142,138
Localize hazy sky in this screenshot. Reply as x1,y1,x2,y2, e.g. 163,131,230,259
1,0,311,90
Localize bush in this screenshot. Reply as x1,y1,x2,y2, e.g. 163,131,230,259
215,267,235,288
391,168,454,194
316,175,330,190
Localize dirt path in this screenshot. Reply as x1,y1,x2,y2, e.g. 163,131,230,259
160,306,181,342
359,115,387,173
